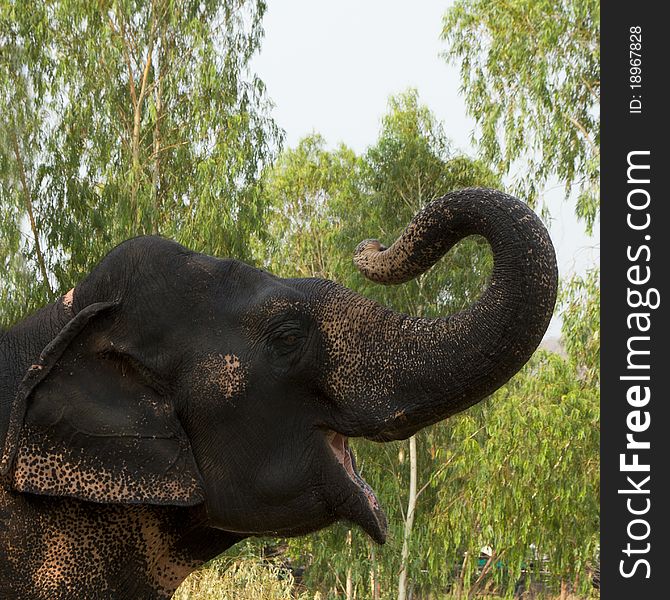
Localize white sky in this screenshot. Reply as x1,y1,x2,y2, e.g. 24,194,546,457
251,0,600,338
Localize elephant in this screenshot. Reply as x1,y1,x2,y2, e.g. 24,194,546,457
0,188,557,599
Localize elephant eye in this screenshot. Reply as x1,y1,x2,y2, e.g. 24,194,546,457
268,321,305,358
274,330,302,349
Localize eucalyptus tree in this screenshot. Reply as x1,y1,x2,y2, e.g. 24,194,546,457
430,352,599,598
259,134,364,283
440,10,600,592
559,269,599,386
0,0,280,327
442,0,600,231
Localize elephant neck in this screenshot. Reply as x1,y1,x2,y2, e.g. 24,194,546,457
0,299,71,454
0,492,244,600
118,507,245,598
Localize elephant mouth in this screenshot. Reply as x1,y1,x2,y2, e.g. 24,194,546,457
326,431,387,543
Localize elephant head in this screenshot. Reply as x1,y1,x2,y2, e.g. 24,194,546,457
0,188,556,593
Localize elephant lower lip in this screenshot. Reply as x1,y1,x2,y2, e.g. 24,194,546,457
326,431,387,543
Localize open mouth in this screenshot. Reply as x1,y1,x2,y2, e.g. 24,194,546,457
326,431,387,543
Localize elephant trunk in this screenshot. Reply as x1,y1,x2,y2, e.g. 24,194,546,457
314,188,558,441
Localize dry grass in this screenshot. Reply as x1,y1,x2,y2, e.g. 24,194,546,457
173,558,598,600
173,558,318,600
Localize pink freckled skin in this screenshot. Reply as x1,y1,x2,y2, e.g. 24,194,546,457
62,289,75,312
196,353,247,400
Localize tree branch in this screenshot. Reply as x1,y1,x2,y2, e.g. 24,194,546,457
9,128,52,295
568,115,599,157
109,15,138,110
129,0,157,229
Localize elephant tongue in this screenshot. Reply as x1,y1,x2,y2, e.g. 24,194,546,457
328,432,388,543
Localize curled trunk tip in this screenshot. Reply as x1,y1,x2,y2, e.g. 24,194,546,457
353,240,390,283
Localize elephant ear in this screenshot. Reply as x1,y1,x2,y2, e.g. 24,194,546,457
0,302,205,506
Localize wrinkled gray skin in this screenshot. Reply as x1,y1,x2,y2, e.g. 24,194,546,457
0,189,557,599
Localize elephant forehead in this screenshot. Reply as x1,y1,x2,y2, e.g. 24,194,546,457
243,296,303,323
194,353,247,399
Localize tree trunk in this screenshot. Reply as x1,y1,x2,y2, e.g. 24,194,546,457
398,434,417,600
370,542,380,600
346,529,353,600
457,551,468,598
126,5,155,231
151,13,166,236
9,128,52,295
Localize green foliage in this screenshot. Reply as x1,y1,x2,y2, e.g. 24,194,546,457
559,269,600,386
262,90,500,317
258,134,364,281
0,0,280,328
442,0,600,231
436,352,599,595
